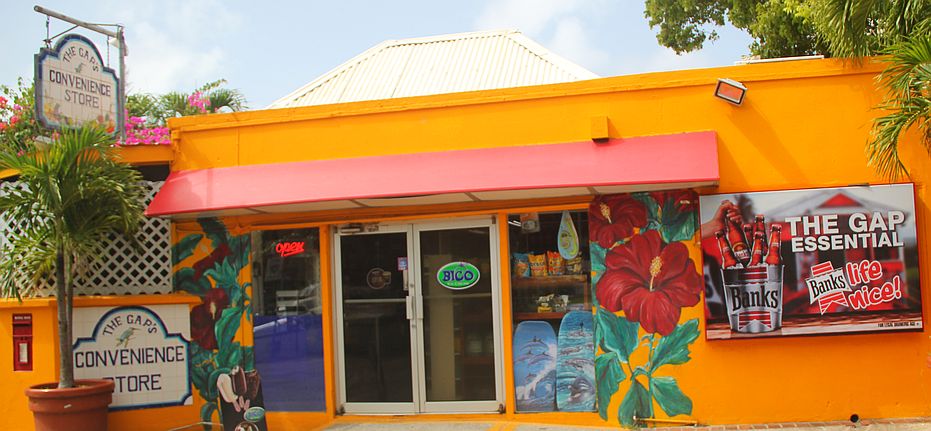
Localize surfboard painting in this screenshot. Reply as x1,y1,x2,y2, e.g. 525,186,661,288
556,311,595,411
513,321,557,412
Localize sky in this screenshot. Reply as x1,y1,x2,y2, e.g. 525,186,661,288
1,0,755,109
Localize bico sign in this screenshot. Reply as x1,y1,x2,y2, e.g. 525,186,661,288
35,34,119,132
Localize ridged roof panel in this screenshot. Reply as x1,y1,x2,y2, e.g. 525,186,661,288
268,30,598,108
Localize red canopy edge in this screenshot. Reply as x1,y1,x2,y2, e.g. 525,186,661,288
146,131,718,217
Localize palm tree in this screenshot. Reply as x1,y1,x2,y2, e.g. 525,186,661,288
812,0,931,179
868,35,931,179
0,126,145,388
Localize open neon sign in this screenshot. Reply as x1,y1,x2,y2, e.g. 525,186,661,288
275,241,305,257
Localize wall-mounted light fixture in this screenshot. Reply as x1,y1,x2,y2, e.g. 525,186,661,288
714,78,747,105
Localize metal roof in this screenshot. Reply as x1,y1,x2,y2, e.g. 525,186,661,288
267,29,599,108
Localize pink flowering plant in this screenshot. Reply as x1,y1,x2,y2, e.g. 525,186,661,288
0,79,46,155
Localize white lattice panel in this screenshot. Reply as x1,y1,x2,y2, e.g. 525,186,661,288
0,181,171,297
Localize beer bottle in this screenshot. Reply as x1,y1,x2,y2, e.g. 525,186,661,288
742,223,754,250
755,215,767,251
725,210,751,265
765,225,783,265
715,231,740,269
749,231,765,266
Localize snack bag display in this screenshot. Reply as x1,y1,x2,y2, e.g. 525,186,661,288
528,253,548,277
565,256,583,274
547,251,565,276
512,252,531,278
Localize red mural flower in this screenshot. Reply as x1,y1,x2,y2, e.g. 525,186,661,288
650,190,696,213
596,230,701,335
589,195,647,248
190,288,230,350
193,243,231,281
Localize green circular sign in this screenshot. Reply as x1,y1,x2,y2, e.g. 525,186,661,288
437,261,480,290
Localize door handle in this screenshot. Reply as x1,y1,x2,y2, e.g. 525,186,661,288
415,293,424,321
405,296,414,320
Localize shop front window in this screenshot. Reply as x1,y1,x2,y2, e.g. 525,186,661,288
508,210,595,412
251,228,325,411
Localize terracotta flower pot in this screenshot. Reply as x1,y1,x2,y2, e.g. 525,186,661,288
25,379,114,431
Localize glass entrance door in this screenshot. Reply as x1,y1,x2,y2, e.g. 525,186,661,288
335,219,502,414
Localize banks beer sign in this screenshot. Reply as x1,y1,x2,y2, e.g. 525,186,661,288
699,184,922,340
73,305,191,410
35,34,119,132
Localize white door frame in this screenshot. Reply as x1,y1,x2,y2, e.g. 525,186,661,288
413,218,504,414
334,223,419,414
333,217,503,414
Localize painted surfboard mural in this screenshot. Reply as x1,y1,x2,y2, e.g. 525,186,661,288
513,321,557,412
556,311,595,411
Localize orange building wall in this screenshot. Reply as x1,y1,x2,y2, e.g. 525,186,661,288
3,58,926,429
166,58,931,426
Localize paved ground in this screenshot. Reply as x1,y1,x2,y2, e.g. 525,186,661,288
321,418,931,430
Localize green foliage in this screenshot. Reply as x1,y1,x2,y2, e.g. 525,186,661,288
130,79,247,126
651,318,700,369
172,233,204,265
812,0,931,58
644,0,826,57
595,306,640,363
0,126,146,297
651,376,693,416
595,351,625,419
594,306,700,426
617,380,652,426
0,78,50,155
867,34,931,179
0,125,145,387
807,0,931,180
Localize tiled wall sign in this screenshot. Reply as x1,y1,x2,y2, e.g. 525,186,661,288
73,305,192,410
35,34,120,132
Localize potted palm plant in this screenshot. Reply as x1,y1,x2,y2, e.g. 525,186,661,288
0,126,146,431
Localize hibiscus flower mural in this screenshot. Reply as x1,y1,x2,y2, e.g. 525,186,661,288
597,230,701,336
590,192,701,427
589,195,647,249
172,218,256,426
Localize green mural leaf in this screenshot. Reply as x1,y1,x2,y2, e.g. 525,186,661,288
226,233,251,269
200,401,218,425
590,241,607,291
595,306,639,363
660,202,698,244
594,351,625,420
174,267,210,295
617,379,652,427
651,376,693,417
198,218,230,249
214,306,244,354
205,260,239,293
218,341,243,370
651,318,700,370
189,343,216,400
242,345,255,371
632,365,649,379
172,234,203,266
207,367,231,401
636,192,663,233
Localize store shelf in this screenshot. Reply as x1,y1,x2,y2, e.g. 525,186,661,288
511,274,588,288
514,311,568,320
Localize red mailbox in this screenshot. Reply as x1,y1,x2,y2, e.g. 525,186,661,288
12,313,32,371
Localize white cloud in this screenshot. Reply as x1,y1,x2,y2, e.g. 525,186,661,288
474,0,588,35
111,0,242,94
547,17,609,73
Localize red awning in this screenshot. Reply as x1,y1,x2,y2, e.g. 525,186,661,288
146,131,718,217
